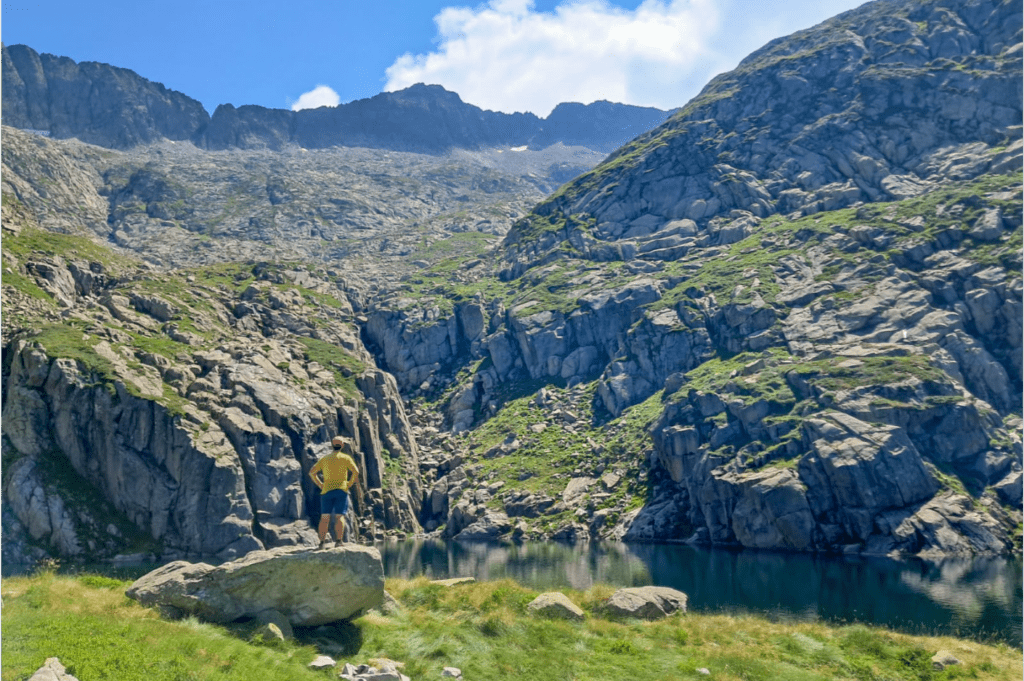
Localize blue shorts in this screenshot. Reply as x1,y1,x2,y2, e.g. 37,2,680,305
320,489,350,516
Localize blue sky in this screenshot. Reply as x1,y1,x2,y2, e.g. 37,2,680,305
2,0,866,117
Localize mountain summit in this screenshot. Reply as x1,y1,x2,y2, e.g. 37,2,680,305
1,44,672,153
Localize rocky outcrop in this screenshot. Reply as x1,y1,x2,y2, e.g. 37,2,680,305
0,256,424,562
125,545,385,625
602,586,688,620
636,344,1021,553
1,44,208,149
4,455,76,551
504,0,1022,271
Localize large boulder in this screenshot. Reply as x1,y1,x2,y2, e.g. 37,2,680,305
126,545,384,626
603,586,688,620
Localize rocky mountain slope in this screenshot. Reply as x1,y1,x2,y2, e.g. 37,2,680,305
1,44,671,154
0,123,605,565
0,124,603,270
2,0,1021,567
356,0,1024,554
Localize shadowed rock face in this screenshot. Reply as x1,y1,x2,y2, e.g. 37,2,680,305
125,545,385,626
1,44,208,149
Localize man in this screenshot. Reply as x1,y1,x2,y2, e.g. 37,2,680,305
309,436,360,549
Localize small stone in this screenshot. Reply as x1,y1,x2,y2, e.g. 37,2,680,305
362,671,401,681
442,667,463,678
696,668,711,675
253,622,285,642
603,586,688,620
381,590,402,615
308,655,336,670
256,608,294,639
931,650,961,671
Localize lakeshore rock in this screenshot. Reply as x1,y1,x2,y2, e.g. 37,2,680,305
603,586,688,620
527,592,586,621
125,545,384,626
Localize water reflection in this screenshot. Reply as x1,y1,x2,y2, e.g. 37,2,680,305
377,539,1023,644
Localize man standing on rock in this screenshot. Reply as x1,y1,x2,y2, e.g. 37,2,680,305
309,436,360,549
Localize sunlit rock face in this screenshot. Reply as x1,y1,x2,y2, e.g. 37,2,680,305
2,0,1021,565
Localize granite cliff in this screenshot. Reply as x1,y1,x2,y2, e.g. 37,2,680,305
2,0,1021,567
357,0,1023,555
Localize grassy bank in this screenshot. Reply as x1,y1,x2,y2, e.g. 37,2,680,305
2,570,1020,680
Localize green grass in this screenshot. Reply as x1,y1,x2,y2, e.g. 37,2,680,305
4,573,1019,681
296,337,364,397
468,384,595,499
410,231,499,262
32,323,120,380
2,572,324,681
1,266,55,303
673,349,948,408
1,226,136,274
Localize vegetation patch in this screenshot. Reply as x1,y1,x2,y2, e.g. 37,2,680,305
4,573,1020,681
296,337,364,397
1,226,136,274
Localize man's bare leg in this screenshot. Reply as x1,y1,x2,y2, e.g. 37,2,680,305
318,514,331,547
334,516,346,544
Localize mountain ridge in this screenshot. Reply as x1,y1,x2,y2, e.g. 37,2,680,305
1,44,673,154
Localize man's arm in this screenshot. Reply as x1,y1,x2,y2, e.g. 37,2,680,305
309,459,324,490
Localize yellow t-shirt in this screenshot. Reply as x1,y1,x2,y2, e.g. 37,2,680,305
310,451,359,493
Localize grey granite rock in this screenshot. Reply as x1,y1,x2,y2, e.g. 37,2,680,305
126,545,384,626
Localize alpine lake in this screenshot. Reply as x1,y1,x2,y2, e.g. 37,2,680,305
376,540,1023,646
31,539,1020,646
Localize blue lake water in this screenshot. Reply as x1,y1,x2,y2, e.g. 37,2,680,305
377,540,1023,645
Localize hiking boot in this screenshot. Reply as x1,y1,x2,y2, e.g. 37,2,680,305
334,540,345,548
318,539,330,550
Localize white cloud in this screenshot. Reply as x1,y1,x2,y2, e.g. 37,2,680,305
384,0,724,116
290,85,341,111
